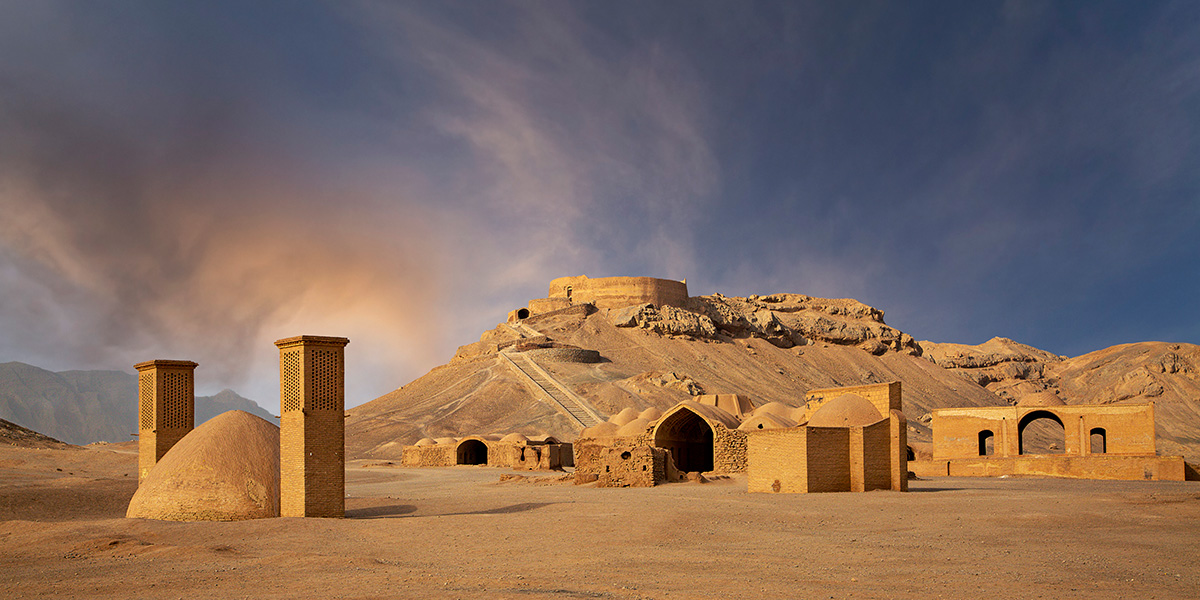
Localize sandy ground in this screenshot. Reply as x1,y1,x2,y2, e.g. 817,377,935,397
2,445,1199,599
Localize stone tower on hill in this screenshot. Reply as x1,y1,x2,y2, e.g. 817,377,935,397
276,335,349,518
134,359,197,482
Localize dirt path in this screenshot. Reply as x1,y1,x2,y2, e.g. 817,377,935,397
2,447,1199,599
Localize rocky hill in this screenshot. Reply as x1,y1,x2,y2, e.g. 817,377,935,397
920,338,1200,459
347,293,1004,458
0,362,273,445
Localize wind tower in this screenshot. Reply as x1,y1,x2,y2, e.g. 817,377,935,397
134,360,198,482
276,335,350,518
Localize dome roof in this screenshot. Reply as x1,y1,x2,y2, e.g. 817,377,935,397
414,437,436,447
500,433,529,443
752,401,801,420
434,437,458,445
638,407,664,422
610,407,640,426
126,410,279,521
737,412,795,432
1018,391,1065,407
807,393,884,428
615,417,652,437
581,421,620,439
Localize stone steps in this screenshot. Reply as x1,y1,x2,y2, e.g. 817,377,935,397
503,353,603,428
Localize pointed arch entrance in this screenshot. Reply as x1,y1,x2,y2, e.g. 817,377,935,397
653,407,714,473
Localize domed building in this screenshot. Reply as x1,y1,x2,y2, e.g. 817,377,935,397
127,410,280,521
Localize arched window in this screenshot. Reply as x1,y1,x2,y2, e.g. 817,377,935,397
1018,411,1065,455
978,430,995,456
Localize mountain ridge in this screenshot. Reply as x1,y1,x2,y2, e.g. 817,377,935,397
0,361,274,445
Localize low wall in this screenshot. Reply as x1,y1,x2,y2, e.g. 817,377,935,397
910,455,1186,481
523,347,602,363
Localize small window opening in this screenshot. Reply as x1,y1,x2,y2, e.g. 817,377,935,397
620,451,631,460
978,430,995,456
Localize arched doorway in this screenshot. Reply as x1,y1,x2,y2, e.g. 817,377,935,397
457,439,488,465
978,430,995,456
1018,411,1065,455
516,308,530,320
653,408,714,473
1090,428,1107,454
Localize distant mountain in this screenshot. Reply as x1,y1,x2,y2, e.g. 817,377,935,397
0,362,275,445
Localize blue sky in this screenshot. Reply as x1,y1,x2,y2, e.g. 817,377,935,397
0,1,1197,409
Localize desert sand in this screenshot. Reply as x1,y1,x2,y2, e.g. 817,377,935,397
2,443,1198,599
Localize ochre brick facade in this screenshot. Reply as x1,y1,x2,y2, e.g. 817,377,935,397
134,360,197,483
276,335,349,518
804,381,901,421
918,402,1185,481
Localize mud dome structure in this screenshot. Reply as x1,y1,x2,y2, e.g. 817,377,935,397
402,434,573,471
575,382,908,493
913,393,1185,480
509,275,688,322
135,360,198,482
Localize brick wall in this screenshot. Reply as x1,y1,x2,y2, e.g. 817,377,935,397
932,403,1159,460
859,420,892,491
805,427,851,493
276,336,348,518
134,360,197,483
747,428,810,493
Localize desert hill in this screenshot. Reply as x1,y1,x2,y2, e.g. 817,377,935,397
0,362,273,445
921,338,1200,459
0,417,75,449
346,293,1005,458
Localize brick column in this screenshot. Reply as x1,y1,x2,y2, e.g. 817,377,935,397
276,335,349,518
134,360,198,483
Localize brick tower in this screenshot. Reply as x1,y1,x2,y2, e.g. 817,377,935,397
276,335,350,518
134,360,198,482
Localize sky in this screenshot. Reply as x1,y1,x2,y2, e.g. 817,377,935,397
1,1,1197,411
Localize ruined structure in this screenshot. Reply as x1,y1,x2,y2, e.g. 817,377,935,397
401,434,573,471
134,359,197,482
510,275,688,321
575,384,908,492
913,393,1185,480
276,335,349,518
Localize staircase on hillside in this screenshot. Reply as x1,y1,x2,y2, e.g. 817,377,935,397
506,322,543,339
502,352,603,428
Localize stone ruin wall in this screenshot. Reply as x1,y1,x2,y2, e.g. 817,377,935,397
401,445,455,467
594,444,671,488
401,440,571,471
713,426,748,473
523,347,602,363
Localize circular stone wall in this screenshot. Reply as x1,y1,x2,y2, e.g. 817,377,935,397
524,348,602,363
